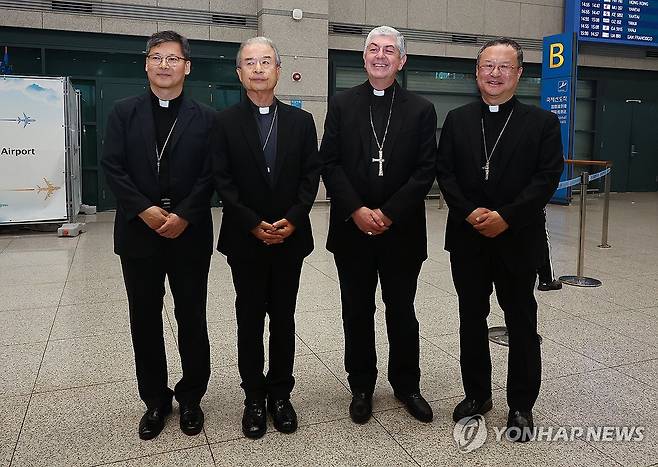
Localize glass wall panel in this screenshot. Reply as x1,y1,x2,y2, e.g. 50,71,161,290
576,79,594,98
574,131,593,160
335,66,402,91
80,125,97,168
0,46,41,75
423,94,479,128
407,70,477,94
45,49,145,79
518,96,541,107
213,87,242,111
335,66,367,90
191,58,239,84
73,80,96,123
81,125,99,205
517,77,541,97
575,99,594,131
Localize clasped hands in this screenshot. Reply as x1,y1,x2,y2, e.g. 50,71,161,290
351,207,392,236
251,219,295,246
139,206,189,239
466,207,508,238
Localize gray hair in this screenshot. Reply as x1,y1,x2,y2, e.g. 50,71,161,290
236,36,282,68
146,30,191,60
476,37,523,67
364,26,406,58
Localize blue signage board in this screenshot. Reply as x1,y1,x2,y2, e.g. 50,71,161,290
565,0,658,47
541,33,577,204
290,99,303,108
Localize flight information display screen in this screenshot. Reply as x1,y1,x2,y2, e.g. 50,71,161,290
572,0,658,47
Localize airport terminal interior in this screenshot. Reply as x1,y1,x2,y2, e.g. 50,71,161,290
1,195,657,466
1,0,658,465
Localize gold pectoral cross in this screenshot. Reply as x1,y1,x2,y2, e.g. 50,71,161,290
372,149,385,177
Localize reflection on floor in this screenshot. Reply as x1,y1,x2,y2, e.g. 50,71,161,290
1,192,657,466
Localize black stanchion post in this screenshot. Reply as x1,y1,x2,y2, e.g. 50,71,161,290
559,171,602,287
599,165,612,248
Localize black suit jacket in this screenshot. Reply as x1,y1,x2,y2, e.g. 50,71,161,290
436,99,563,271
101,93,215,258
321,81,438,262
212,99,320,262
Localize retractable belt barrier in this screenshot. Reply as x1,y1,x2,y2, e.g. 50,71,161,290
488,164,612,346
559,163,613,288
564,161,614,249
559,170,603,287
556,167,611,190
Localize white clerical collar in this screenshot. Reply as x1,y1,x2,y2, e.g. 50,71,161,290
373,88,385,97
158,98,169,108
488,105,499,113
259,106,270,115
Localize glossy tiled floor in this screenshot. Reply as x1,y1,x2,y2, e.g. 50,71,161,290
1,192,657,466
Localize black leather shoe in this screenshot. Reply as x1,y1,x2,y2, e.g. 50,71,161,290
138,402,172,440
242,400,267,439
180,404,204,436
268,399,298,434
506,410,534,442
349,392,372,424
394,392,433,423
452,397,493,422
538,279,562,291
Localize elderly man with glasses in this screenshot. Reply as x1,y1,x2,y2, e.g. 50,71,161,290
102,30,216,440
211,36,321,439
436,38,563,441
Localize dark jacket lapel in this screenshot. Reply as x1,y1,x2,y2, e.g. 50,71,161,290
465,101,484,179
356,82,374,174
272,101,292,186
168,95,196,154
383,82,407,172
486,101,531,189
135,93,158,178
238,98,271,184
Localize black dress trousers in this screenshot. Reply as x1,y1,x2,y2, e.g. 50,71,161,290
450,248,542,412
121,252,211,409
228,253,303,402
334,245,422,396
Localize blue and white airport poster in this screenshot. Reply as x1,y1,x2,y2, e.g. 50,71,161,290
0,76,67,223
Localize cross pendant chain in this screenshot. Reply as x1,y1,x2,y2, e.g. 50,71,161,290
372,149,385,176
155,117,178,175
480,108,514,182
369,86,395,177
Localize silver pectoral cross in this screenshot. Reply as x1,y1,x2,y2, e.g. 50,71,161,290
372,149,385,177
482,161,490,181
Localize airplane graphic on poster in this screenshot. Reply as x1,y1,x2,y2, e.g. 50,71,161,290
0,112,36,128
2,178,61,200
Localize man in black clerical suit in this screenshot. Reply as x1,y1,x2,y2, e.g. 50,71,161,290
321,26,437,424
212,37,320,439
102,31,215,440
436,38,563,441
